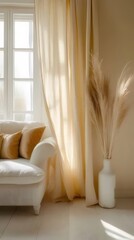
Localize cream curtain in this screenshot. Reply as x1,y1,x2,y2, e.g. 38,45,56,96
35,0,98,205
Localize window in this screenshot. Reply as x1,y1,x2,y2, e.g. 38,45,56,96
0,8,41,121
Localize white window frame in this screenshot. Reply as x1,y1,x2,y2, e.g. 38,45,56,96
0,7,42,121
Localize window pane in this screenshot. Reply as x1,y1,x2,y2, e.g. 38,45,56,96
0,114,4,120
0,20,4,48
13,113,33,121
14,21,33,48
0,80,4,112
13,81,33,111
14,51,33,78
0,51,4,78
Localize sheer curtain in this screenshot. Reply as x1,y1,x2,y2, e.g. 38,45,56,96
35,0,98,205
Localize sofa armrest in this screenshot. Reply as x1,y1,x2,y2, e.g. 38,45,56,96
30,137,56,170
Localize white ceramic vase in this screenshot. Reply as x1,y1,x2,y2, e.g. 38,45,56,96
98,159,116,208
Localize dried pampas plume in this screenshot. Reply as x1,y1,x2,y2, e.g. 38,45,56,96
87,56,133,159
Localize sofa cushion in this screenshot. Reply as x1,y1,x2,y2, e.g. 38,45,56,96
19,127,45,159
0,159,44,184
0,131,22,159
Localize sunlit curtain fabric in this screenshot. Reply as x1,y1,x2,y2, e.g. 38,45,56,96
35,0,98,205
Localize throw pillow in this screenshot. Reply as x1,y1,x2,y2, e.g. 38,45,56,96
19,126,45,159
0,134,3,152
0,131,22,159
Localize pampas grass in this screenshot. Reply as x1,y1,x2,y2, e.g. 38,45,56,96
87,56,133,159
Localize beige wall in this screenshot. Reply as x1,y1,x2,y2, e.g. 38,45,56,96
98,0,134,197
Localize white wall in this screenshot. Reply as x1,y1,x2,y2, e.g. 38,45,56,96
98,0,134,197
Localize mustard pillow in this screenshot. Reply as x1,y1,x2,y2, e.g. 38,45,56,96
0,131,22,159
19,127,45,159
0,134,3,152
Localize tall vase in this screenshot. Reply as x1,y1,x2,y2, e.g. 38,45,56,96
98,159,116,208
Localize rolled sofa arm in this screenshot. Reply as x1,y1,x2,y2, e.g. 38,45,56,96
30,137,56,170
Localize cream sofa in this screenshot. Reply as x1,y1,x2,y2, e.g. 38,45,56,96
0,121,56,214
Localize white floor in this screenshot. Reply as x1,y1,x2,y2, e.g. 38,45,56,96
0,198,134,240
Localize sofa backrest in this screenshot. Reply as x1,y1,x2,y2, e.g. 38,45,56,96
0,121,52,139
0,121,24,133
0,121,43,133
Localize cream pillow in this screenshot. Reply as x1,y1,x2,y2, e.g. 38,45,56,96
19,127,45,159
0,131,22,159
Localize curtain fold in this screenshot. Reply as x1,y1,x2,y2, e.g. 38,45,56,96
35,0,98,205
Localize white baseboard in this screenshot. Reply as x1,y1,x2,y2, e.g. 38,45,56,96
115,189,134,198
